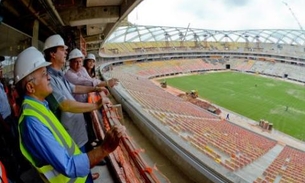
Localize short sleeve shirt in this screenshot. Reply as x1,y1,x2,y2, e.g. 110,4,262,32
65,67,101,103
46,66,88,147
0,83,11,119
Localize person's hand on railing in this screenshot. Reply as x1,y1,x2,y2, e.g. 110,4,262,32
106,78,119,88
94,86,109,95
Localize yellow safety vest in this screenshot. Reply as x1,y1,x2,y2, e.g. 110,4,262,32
19,98,87,183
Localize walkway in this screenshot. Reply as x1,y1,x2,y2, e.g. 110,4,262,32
235,144,284,182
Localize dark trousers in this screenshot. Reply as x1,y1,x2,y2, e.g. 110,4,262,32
80,145,94,183
0,114,31,182
83,112,97,148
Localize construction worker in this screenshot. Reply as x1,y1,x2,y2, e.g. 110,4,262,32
14,46,125,183
65,49,118,103
0,61,16,138
83,53,97,78
43,34,108,148
43,34,110,177
64,49,118,151
0,60,24,182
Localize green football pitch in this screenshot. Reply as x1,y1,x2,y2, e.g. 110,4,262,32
160,71,305,141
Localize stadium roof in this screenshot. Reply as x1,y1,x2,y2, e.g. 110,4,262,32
106,25,305,46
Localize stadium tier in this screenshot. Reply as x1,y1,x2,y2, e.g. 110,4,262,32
100,52,305,182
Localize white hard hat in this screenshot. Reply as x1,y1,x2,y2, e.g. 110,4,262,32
8,79,14,85
14,46,51,84
85,53,96,61
43,34,68,51
68,48,84,61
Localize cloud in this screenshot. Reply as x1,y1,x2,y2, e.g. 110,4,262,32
128,0,305,30
223,0,251,7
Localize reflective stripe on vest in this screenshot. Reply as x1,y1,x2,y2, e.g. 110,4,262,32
0,161,8,183
26,104,76,155
19,99,87,183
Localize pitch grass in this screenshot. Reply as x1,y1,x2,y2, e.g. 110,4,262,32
160,71,305,141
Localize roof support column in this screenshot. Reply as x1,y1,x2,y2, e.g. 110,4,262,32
32,20,39,48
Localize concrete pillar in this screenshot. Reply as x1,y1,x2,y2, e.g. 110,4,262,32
32,20,39,48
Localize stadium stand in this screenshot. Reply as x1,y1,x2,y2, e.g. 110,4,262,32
110,65,279,171
100,36,305,181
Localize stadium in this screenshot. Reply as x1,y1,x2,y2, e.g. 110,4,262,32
98,25,305,183
0,1,305,183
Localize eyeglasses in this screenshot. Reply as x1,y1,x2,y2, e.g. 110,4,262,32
24,70,48,86
41,70,49,78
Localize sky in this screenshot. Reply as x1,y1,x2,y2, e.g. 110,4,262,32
128,0,305,30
